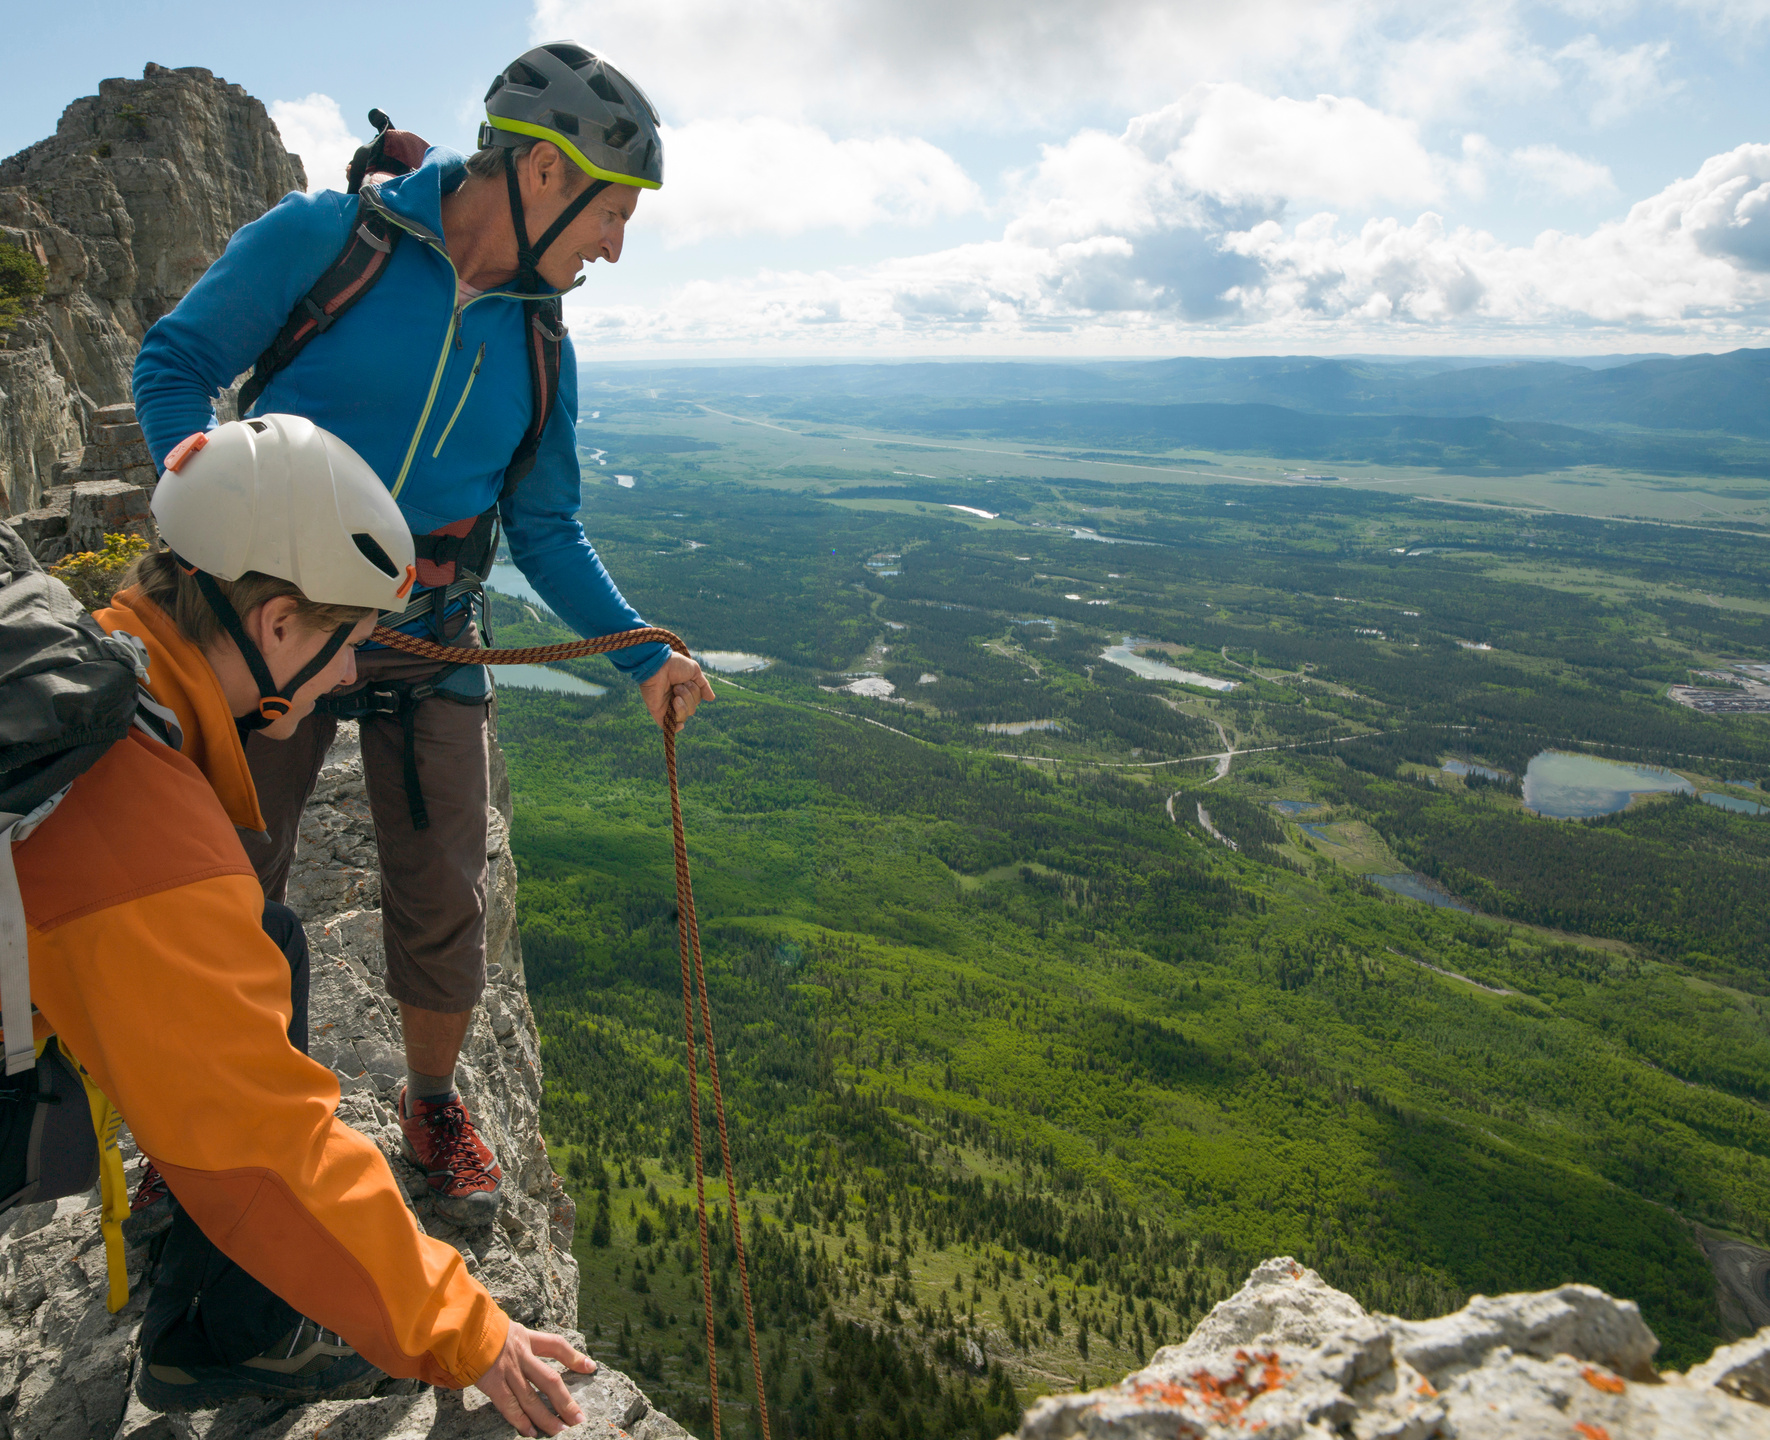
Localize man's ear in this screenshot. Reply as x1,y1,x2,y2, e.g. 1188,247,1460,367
530,140,566,191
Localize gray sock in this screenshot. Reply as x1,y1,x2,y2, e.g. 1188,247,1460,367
406,1066,457,1110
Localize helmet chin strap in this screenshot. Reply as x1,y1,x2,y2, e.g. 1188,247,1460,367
503,147,609,292
178,559,354,733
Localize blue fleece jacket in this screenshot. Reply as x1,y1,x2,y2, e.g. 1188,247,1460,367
132,148,668,679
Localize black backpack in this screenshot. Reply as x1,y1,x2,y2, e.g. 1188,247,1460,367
235,110,563,588
0,522,176,1245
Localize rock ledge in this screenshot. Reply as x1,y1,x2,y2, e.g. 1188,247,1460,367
1011,1256,1770,1439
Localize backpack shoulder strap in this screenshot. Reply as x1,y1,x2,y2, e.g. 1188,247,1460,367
236,188,403,417
501,297,565,501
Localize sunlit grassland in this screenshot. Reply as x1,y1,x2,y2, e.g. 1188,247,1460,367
574,403,1770,527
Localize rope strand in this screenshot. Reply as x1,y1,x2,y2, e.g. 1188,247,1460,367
372,624,768,1436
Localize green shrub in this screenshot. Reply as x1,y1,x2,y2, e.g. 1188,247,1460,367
0,243,48,331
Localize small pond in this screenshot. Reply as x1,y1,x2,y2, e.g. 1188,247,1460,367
697,651,771,674
486,564,546,607
1701,792,1769,816
983,720,1064,735
494,665,608,698
1442,759,1508,782
1371,872,1476,913
1523,750,1693,818
1270,800,1322,815
1299,822,1344,845
1100,639,1237,691
1069,527,1159,546
486,574,771,677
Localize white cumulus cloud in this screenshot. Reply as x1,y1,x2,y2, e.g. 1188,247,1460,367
269,94,364,194
643,119,980,246
564,141,1770,350
1127,84,1442,209
531,0,1362,127
1507,143,1618,199
1376,14,1562,122
1555,35,1679,126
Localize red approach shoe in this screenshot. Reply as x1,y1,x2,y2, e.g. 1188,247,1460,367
123,1159,175,1246
398,1088,502,1225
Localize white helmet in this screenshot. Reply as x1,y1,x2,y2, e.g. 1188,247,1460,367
152,415,415,729
153,414,415,611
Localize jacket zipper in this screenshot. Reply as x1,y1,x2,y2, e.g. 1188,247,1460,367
366,193,575,501
388,267,461,502
432,344,485,459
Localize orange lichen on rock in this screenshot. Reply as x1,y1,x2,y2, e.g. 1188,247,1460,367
1573,1424,1612,1440
1126,1351,1295,1427
1581,1366,1627,1395
1416,1378,1438,1398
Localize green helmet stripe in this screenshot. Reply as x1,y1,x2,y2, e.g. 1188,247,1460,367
485,115,662,190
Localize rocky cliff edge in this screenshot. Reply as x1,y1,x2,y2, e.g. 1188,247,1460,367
1010,1256,1770,1440
0,723,691,1440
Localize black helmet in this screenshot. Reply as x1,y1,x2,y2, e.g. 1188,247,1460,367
481,42,663,191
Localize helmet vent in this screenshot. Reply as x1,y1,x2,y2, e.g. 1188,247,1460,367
588,72,624,105
545,43,594,68
485,75,505,101
352,532,400,578
246,419,270,433
605,118,638,149
509,61,548,90
550,110,581,137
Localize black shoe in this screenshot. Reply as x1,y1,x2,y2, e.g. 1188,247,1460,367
135,1316,384,1412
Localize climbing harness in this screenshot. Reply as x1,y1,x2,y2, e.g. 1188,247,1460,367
371,622,768,1439
316,669,484,832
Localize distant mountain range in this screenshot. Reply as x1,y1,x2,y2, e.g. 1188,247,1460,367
589,349,1770,476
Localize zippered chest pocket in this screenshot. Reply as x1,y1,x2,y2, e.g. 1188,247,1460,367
432,343,486,460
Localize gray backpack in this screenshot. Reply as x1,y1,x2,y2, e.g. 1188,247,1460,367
0,521,176,1216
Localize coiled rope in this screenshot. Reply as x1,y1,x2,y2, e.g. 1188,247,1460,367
372,624,769,1440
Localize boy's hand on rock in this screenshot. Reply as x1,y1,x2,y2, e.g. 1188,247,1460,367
476,1323,596,1436
639,652,715,734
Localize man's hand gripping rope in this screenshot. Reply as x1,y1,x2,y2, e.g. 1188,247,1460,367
373,623,767,1440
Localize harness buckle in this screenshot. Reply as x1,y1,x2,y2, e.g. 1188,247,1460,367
300,295,337,334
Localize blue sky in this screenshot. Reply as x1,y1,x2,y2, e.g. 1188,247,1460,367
7,0,1769,358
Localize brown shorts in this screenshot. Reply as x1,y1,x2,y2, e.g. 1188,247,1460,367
240,630,490,1014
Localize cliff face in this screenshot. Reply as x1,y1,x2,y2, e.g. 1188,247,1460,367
0,63,304,514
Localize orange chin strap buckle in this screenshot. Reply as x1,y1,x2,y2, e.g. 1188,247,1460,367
257,696,293,721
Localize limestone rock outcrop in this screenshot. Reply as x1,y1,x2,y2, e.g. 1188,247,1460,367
1011,1257,1770,1439
9,401,161,564
0,64,305,515
0,722,692,1440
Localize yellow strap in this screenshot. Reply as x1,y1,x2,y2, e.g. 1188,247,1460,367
60,1038,132,1312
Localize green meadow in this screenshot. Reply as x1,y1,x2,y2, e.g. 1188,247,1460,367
493,438,1770,1438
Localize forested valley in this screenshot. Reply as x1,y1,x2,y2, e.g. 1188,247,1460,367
491,450,1770,1439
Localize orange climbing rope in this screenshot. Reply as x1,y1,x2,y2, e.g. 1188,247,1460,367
371,625,769,1440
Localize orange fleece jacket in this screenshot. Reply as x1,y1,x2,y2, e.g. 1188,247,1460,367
6,588,509,1387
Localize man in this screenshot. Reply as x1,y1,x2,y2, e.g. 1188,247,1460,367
132,43,713,1222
